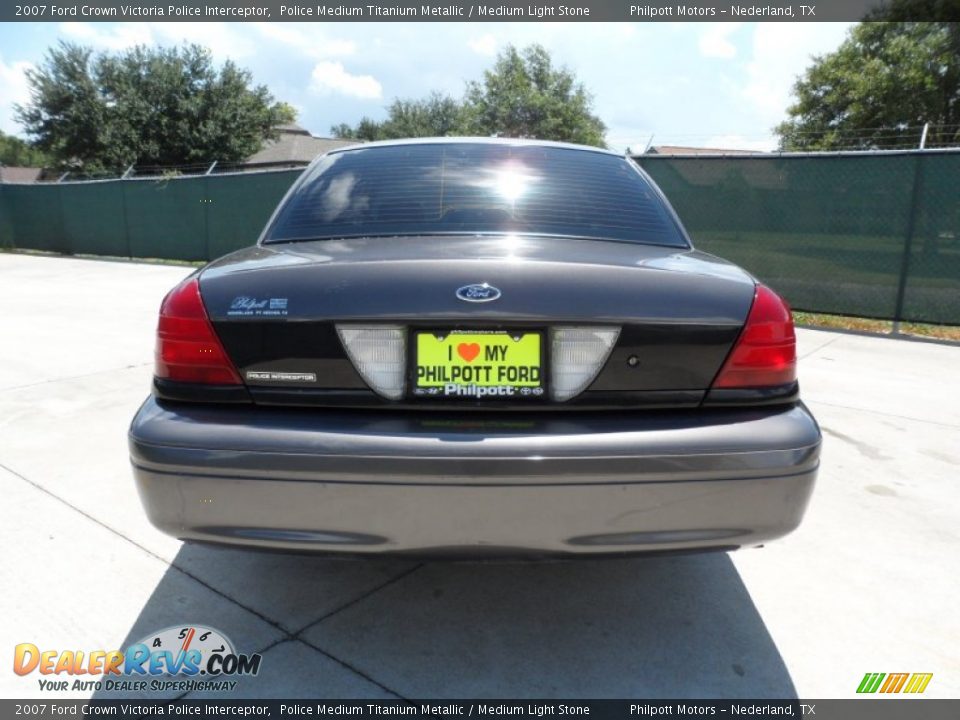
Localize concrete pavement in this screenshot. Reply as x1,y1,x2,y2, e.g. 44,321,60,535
1,252,957,699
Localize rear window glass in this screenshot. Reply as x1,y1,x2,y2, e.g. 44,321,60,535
265,143,686,247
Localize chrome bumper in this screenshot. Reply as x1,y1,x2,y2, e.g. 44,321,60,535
129,397,820,557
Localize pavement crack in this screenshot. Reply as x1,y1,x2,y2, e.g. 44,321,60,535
252,635,295,656
2,458,426,703
296,637,410,700
177,637,411,701
799,335,842,360
0,460,290,639
292,563,424,637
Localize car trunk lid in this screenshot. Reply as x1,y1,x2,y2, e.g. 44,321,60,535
194,235,757,408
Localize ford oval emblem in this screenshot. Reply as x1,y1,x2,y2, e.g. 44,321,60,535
456,283,501,303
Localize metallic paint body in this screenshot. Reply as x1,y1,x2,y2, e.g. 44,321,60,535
129,397,820,556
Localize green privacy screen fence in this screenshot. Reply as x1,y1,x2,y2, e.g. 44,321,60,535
1,150,959,324
635,149,960,326
0,168,301,262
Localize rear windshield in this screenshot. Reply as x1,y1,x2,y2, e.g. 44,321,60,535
264,143,687,247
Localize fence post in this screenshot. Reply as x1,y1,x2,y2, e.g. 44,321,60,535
892,152,926,333
120,177,133,259
55,182,69,256
203,173,211,261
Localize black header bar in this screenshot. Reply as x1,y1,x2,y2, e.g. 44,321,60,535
5,0,959,23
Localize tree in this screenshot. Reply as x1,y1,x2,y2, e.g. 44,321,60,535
332,93,462,141
776,16,960,150
461,45,606,147
15,42,295,171
0,130,49,167
332,44,607,147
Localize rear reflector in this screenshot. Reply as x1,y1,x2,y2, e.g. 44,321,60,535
550,326,620,401
336,325,406,400
155,277,242,385
712,284,796,389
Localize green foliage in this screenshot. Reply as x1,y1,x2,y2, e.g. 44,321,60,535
0,130,49,167
272,102,298,126
331,44,607,147
461,45,606,147
15,42,295,171
776,17,960,150
332,93,462,141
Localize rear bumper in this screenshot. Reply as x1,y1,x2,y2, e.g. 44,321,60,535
129,397,821,557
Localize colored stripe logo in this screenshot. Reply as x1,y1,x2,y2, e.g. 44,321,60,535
857,672,933,694
903,673,934,693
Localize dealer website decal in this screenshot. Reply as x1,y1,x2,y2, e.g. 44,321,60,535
227,296,289,317
13,625,262,693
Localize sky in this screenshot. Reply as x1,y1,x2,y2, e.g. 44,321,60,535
0,21,854,153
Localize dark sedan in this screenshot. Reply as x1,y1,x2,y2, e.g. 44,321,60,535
129,138,820,557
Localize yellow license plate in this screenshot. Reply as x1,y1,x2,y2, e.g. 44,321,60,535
414,331,543,399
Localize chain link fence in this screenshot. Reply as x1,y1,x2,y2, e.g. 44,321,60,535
1,150,958,325
635,149,960,325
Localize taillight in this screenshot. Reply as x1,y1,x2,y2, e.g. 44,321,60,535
712,284,796,389
155,277,242,385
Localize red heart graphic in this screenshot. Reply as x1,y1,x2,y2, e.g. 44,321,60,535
457,342,481,362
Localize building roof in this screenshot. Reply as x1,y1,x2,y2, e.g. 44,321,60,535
0,166,43,183
645,145,764,156
245,124,357,165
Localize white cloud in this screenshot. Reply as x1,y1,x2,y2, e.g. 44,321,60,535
151,23,255,59
0,55,33,136
58,22,255,60
468,33,498,57
310,61,382,99
698,23,742,59
253,23,356,59
59,22,153,50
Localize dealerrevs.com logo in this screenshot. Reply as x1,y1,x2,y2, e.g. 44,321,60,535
13,625,262,693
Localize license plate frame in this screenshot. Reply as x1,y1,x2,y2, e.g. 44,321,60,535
410,328,547,401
